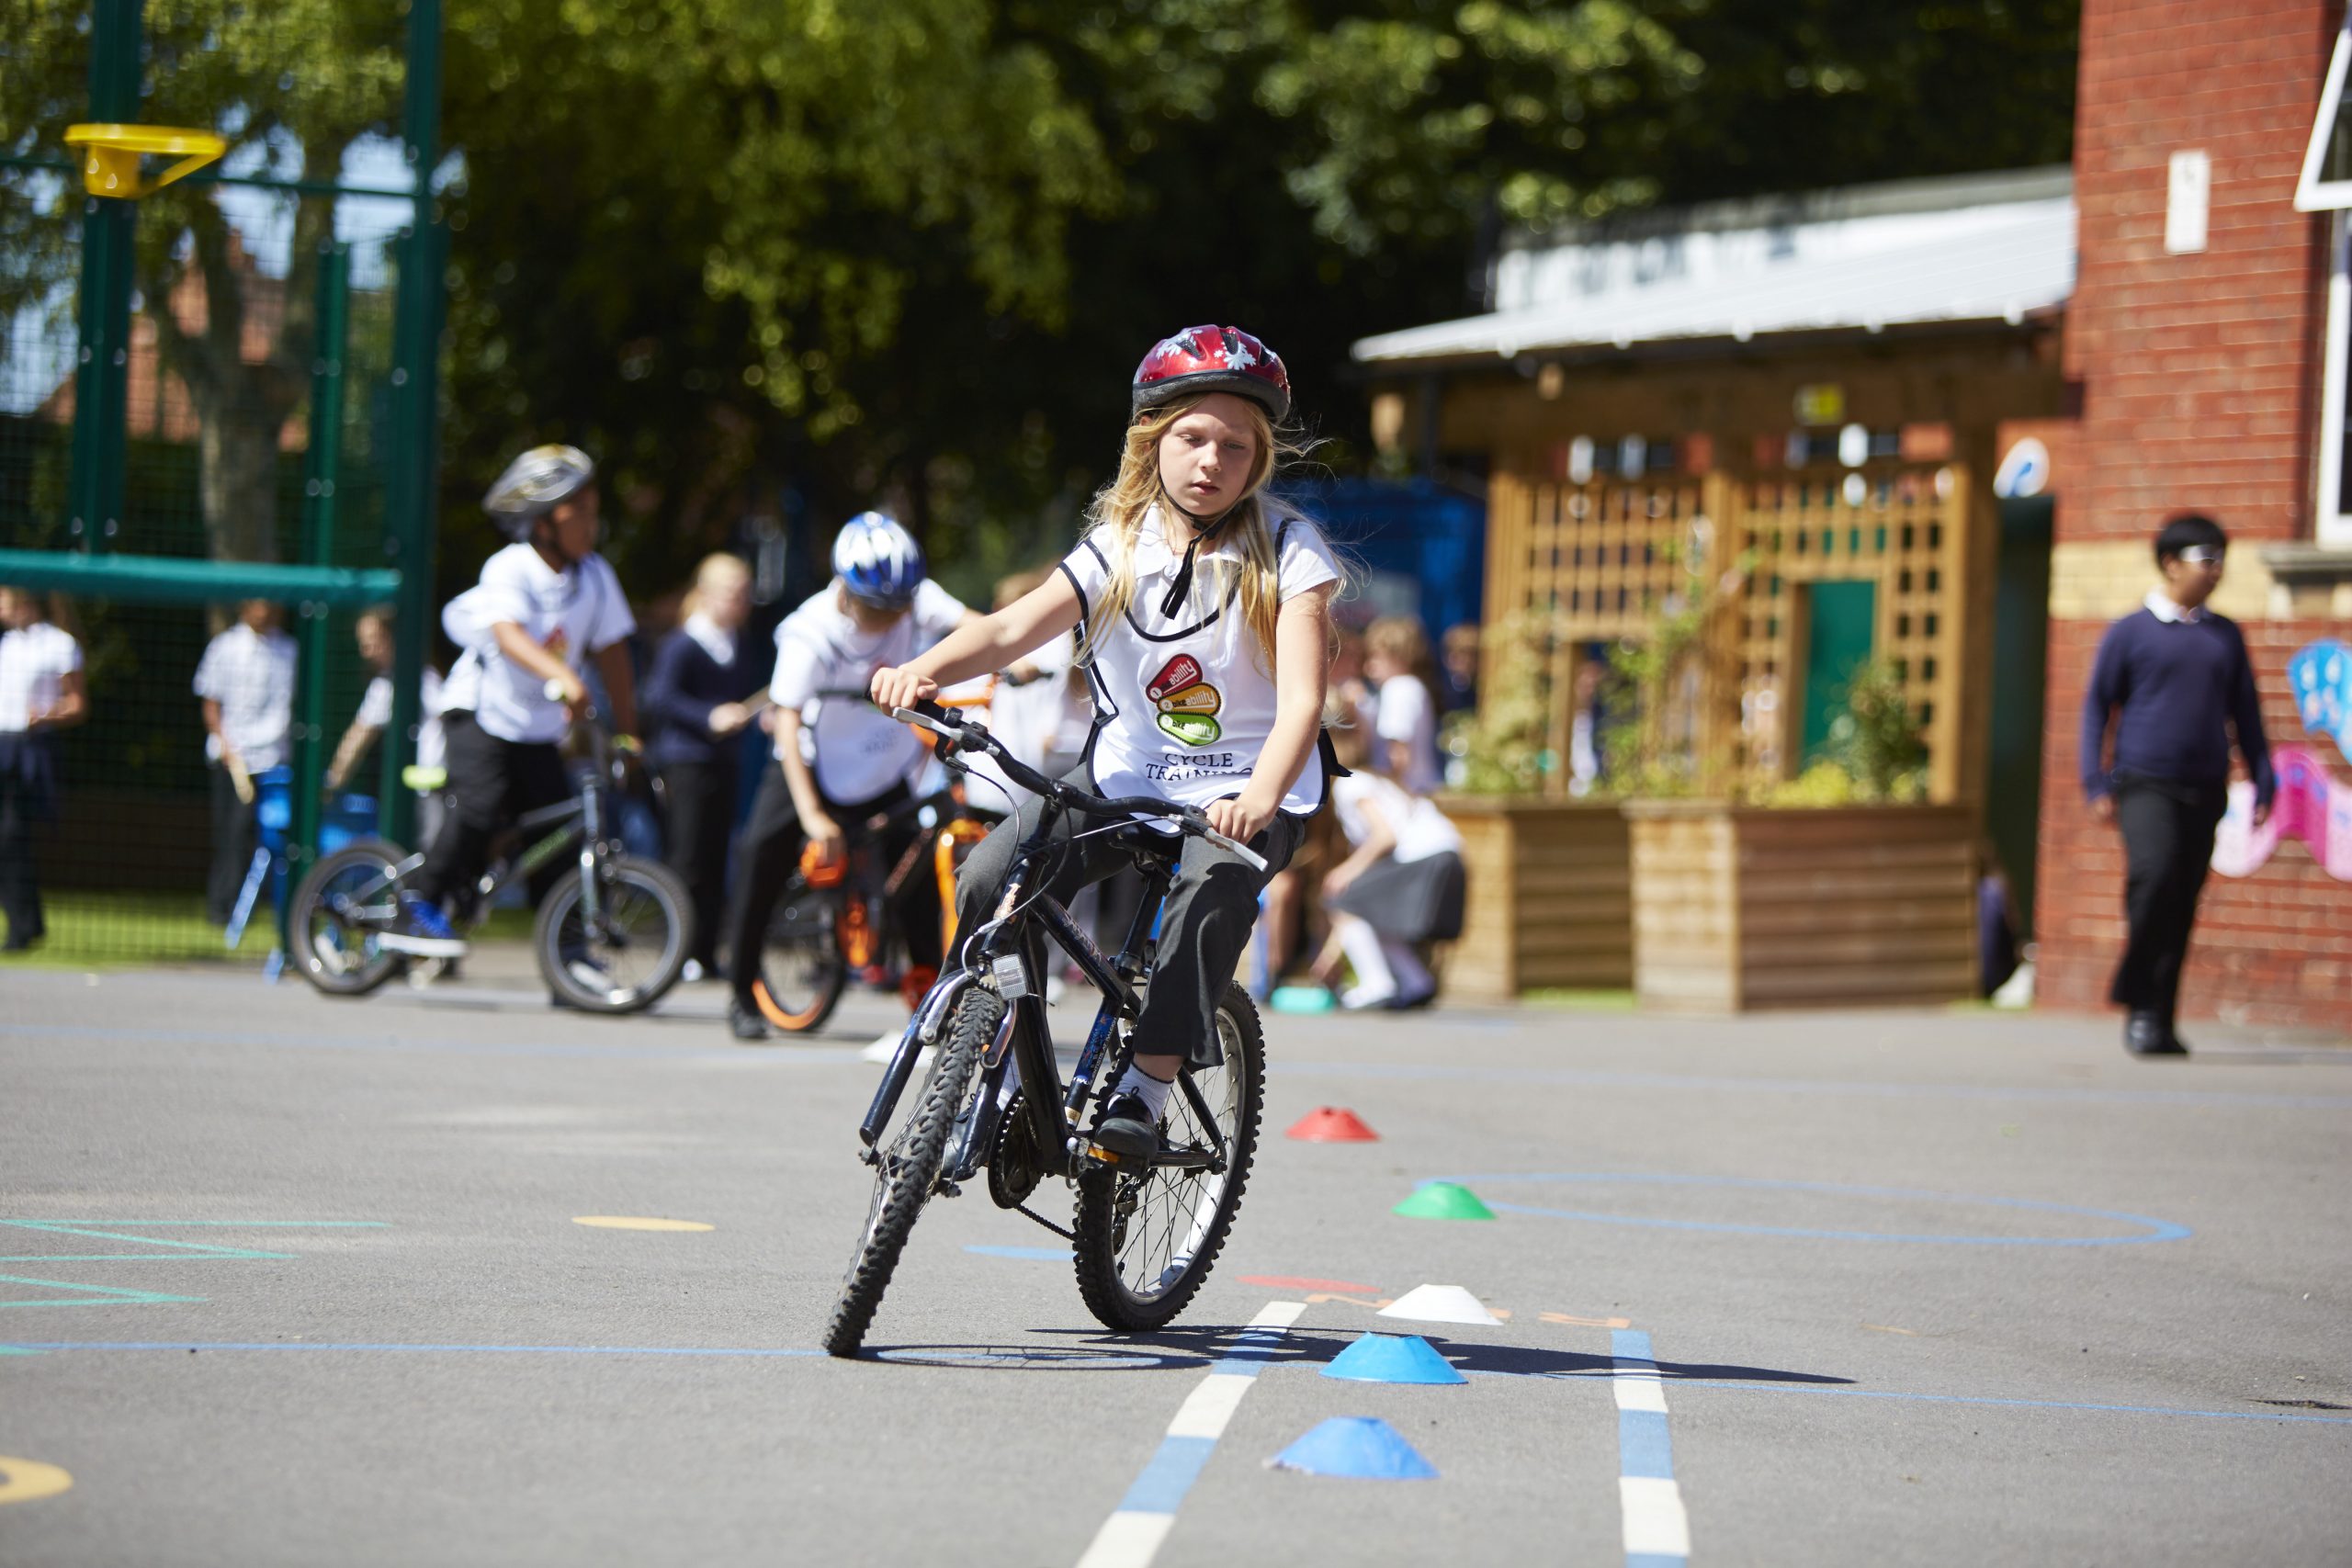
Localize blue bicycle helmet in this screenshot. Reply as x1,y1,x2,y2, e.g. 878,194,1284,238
832,513,926,609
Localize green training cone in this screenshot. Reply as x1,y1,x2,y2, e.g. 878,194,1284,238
1391,1181,1496,1221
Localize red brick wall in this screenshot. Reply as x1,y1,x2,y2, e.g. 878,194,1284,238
2040,620,2352,1031
2063,0,2338,543
2039,0,2352,1034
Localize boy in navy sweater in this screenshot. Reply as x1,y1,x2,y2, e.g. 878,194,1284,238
2080,513,2274,1056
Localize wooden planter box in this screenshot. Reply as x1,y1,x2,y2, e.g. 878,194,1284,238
1623,801,1978,1012
1437,796,1632,1002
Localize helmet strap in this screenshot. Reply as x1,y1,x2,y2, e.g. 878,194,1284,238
1157,487,1246,619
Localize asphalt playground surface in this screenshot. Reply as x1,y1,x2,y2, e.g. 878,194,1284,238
4,958,2349,1567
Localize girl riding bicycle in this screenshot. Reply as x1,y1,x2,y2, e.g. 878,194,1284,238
871,324,1339,1161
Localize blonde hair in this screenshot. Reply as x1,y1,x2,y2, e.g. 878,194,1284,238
683,552,751,618
1078,395,1304,673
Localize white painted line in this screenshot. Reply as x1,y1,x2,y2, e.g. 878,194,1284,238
1614,1375,1669,1415
1166,1373,1257,1439
1075,1511,1174,1568
1073,1300,1306,1568
1620,1476,1692,1557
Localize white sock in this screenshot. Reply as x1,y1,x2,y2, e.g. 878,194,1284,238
1113,1064,1173,1121
1334,916,1396,1002
1381,936,1435,999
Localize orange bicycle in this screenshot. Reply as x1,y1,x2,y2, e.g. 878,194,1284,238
750,688,996,1032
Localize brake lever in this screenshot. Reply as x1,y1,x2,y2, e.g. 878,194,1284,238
892,706,957,739
1193,819,1270,874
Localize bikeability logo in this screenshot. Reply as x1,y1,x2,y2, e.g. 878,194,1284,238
1148,653,1222,747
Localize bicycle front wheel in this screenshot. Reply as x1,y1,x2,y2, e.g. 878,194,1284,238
535,854,692,1014
288,839,409,998
822,987,999,1358
1073,983,1264,1334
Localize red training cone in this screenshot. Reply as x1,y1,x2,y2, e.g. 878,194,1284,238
1286,1106,1380,1143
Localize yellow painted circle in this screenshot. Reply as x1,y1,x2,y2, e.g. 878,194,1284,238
0,1456,74,1506
571,1215,714,1233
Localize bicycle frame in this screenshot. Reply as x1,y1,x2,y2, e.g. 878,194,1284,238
857,796,1230,1190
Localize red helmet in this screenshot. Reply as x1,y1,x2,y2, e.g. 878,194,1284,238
1132,324,1291,423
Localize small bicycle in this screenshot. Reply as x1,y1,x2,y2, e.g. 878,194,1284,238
823,699,1268,1356
286,693,692,1013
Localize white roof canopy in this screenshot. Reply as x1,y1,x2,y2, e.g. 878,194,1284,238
1353,167,2075,366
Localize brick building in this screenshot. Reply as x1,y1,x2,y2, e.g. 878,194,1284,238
2039,0,2352,1032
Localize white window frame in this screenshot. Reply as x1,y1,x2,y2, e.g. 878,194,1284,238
2318,211,2352,547
2297,25,2352,212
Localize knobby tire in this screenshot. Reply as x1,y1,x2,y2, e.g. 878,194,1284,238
821,988,1000,1357
1071,983,1264,1333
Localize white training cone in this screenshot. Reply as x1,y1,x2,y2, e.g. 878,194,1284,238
1378,1284,1501,1326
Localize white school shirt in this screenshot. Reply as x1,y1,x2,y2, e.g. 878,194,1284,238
448,544,637,744
0,621,81,734
957,634,1082,813
1060,507,1340,818
1331,769,1461,863
440,648,481,714
769,579,968,804
356,666,448,773
1375,673,1442,795
193,623,298,770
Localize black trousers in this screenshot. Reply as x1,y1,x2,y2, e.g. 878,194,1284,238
727,764,941,1007
412,712,572,910
951,784,1302,1068
2110,779,2227,1024
659,758,738,970
0,764,47,944
206,763,258,925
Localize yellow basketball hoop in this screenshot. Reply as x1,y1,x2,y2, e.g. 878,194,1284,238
62,123,227,199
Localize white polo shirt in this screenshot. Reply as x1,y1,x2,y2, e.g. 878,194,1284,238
356,666,449,773
446,544,636,744
1331,769,1461,863
1375,673,1442,795
193,623,298,770
770,579,968,803
1060,506,1340,818
0,621,81,734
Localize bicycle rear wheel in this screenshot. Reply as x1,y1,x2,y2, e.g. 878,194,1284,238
753,879,847,1032
287,839,408,998
1072,983,1264,1333
822,987,999,1357
536,854,691,1014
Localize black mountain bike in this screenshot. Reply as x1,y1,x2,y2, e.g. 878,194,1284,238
823,699,1270,1357
287,694,691,1013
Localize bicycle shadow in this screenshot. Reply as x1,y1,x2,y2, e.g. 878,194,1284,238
1022,1321,1852,1386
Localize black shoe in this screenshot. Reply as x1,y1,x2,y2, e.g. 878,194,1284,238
1092,1091,1162,1163
2125,1010,2186,1056
728,996,770,1042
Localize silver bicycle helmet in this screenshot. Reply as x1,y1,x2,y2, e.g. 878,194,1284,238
483,445,596,541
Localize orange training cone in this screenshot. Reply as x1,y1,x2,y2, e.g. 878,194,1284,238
1287,1106,1379,1143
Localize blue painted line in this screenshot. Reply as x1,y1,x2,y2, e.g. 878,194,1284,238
0,1221,389,1227
1430,1173,2191,1247
0,1022,866,1067
1272,1059,2352,1111
1618,1406,1675,1479
1611,1329,1688,1565
1628,1555,1686,1568
1660,1378,2352,1427
1116,1435,1218,1515
0,1277,205,1309
964,1244,1070,1260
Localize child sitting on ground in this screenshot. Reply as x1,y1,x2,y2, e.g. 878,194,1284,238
1313,716,1465,1010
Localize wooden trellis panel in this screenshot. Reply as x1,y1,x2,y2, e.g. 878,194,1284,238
1484,463,1973,802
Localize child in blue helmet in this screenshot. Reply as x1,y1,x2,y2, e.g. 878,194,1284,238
725,513,980,1039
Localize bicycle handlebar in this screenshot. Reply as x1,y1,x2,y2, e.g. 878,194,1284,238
891,699,1269,874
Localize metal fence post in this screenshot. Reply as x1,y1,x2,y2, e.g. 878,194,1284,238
380,0,445,850
66,0,141,554
288,241,351,903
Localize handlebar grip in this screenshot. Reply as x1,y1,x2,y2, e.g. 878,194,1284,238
1201,828,1269,874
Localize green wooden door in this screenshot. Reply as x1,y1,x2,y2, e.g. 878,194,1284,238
1801,580,1878,761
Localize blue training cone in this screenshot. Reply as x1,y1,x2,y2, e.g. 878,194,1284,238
1321,1333,1465,1386
1268,1416,1439,1480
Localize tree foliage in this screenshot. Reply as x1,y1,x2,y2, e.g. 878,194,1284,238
4,0,2080,600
